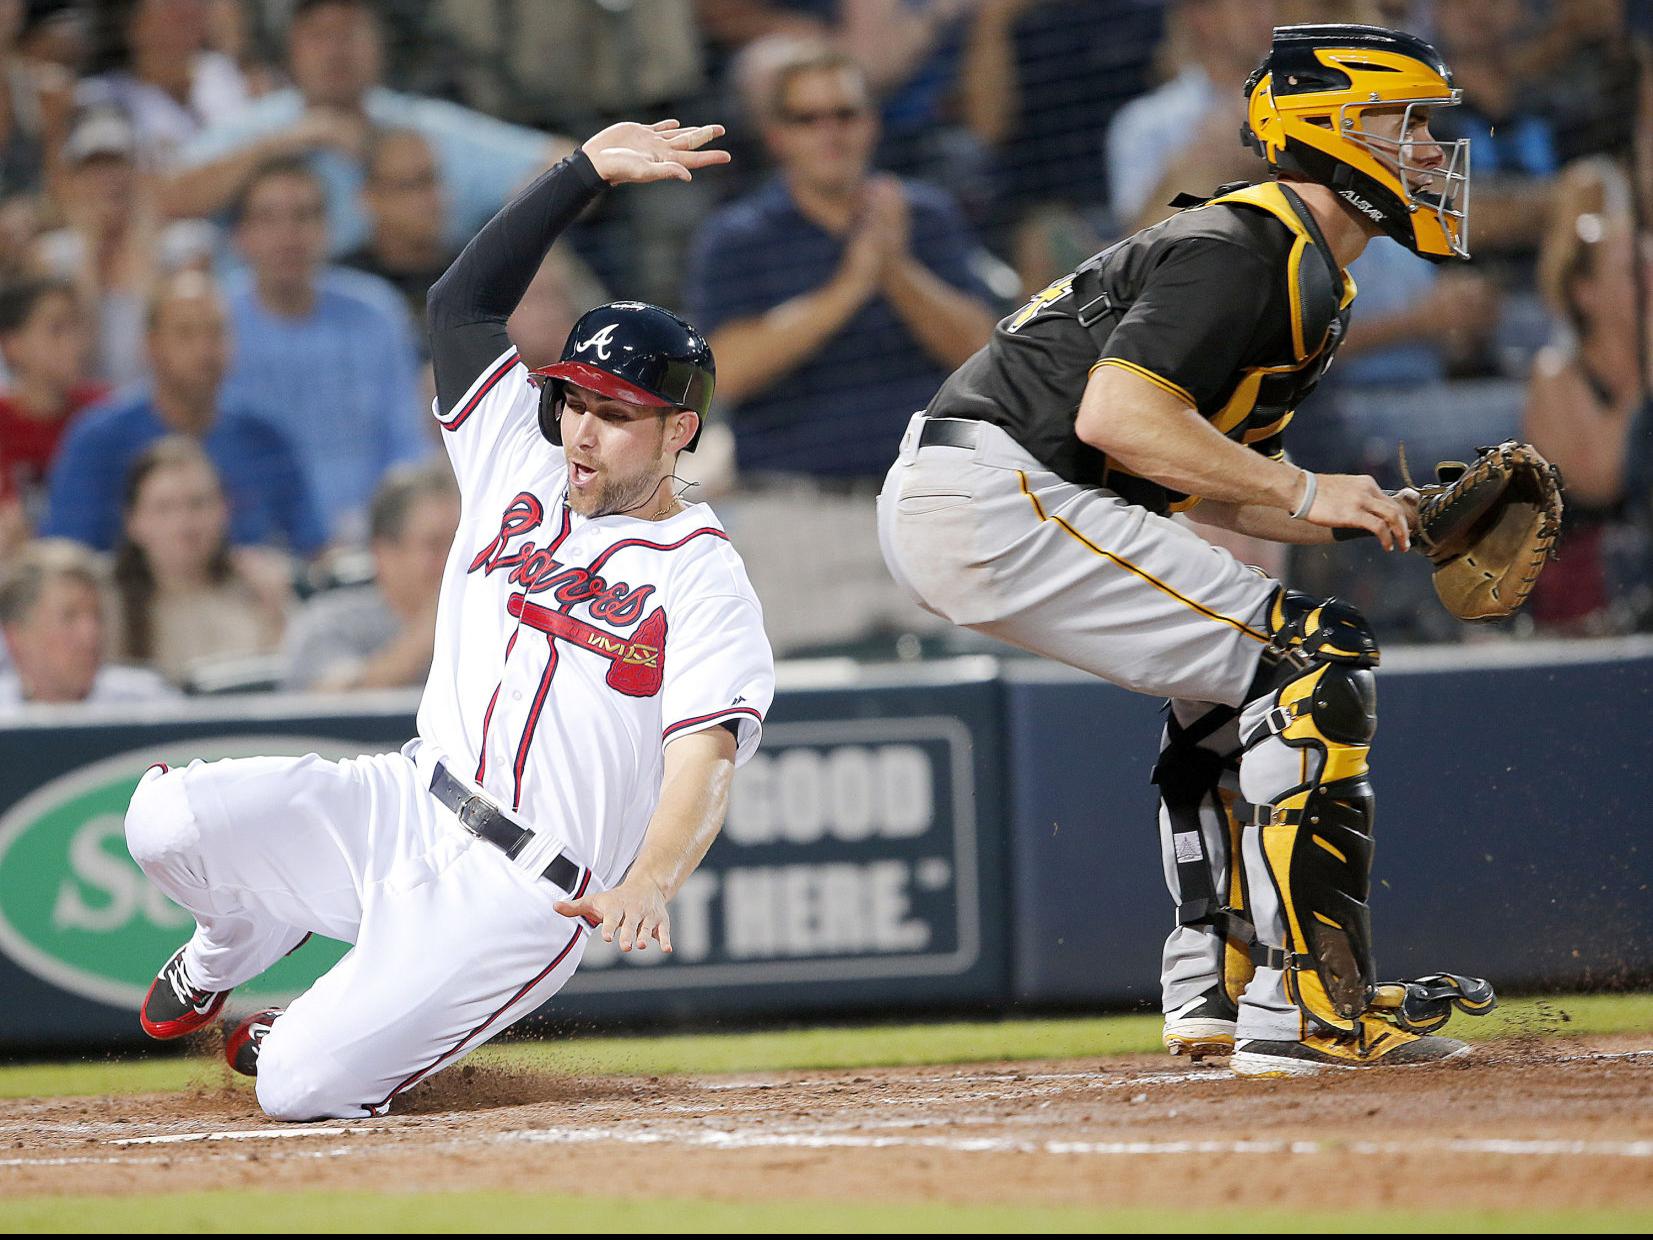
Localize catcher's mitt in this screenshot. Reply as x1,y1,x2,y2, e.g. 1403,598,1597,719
1404,440,1565,621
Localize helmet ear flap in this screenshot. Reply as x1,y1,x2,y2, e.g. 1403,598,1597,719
536,378,563,445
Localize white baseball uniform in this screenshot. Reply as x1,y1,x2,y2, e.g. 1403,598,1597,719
125,341,775,1120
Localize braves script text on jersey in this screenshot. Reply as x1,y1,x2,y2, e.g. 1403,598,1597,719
124,148,775,1121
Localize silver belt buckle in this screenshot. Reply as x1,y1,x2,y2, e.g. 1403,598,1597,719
456,793,490,836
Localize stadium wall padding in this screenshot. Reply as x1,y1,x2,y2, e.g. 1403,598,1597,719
0,643,1647,1047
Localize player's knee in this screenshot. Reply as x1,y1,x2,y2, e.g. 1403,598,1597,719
254,1032,368,1123
124,764,201,870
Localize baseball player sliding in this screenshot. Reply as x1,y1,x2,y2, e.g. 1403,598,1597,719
126,121,775,1120
879,24,1496,1076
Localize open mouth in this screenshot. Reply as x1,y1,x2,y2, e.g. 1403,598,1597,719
569,461,598,488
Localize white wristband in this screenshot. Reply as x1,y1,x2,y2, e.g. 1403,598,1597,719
1290,470,1318,520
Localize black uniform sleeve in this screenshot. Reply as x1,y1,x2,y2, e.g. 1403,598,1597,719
1097,238,1286,412
426,149,608,413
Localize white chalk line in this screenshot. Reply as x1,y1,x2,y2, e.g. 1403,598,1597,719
112,1125,398,1146
503,1124,1653,1159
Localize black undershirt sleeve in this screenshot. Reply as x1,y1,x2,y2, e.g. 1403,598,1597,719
427,149,608,414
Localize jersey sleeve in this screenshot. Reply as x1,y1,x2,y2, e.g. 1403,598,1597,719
432,349,553,496
1096,239,1282,411
661,588,775,767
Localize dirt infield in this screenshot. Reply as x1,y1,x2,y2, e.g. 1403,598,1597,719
3,1035,1650,1216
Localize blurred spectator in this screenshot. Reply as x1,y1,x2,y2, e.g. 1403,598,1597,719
0,0,71,201
340,128,453,332
960,0,1161,254
689,41,996,480
165,0,569,258
41,269,325,555
281,460,456,692
110,436,287,685
439,0,705,135
1333,244,1502,386
33,108,216,384
78,0,252,170
0,276,104,555
223,154,427,539
506,249,610,371
1429,0,1558,256
1524,198,1651,632
16,0,87,75
1105,0,1274,233
0,538,176,708
203,0,281,98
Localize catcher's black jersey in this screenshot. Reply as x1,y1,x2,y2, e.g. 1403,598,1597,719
926,182,1355,514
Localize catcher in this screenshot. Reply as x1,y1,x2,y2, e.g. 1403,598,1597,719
878,23,1560,1075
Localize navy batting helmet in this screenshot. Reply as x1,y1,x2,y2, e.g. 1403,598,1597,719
530,301,715,452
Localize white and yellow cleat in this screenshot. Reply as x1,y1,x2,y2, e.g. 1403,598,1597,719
1163,990,1238,1060
1231,1023,1470,1078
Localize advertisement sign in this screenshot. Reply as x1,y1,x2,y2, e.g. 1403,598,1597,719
0,679,1009,1045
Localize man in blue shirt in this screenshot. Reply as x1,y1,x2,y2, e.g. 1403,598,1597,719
163,0,566,259
42,272,325,556
688,42,997,480
223,156,429,540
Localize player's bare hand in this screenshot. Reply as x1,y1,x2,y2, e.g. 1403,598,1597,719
1303,472,1412,552
582,120,730,187
555,877,673,953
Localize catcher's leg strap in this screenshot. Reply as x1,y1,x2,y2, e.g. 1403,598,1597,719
1241,592,1380,1034
1154,703,1256,1005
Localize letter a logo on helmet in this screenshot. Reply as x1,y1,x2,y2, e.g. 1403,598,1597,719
1241,24,1470,261
530,301,716,452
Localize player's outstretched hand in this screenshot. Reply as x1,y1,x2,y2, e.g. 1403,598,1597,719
582,119,730,187
1303,472,1412,552
555,878,673,953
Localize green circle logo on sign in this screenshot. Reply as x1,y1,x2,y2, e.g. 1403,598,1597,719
0,738,362,1010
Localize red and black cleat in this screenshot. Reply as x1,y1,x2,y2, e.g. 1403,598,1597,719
139,947,230,1039
225,1008,283,1077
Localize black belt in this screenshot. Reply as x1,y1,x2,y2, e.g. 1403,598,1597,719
917,417,981,451
428,762,584,892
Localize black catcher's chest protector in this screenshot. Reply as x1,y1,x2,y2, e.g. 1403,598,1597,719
1066,181,1353,512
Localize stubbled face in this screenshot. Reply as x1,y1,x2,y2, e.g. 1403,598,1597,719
559,383,692,518
288,0,381,107
6,576,104,702
125,459,227,582
236,172,329,291
374,491,459,615
764,66,877,196
2,289,89,395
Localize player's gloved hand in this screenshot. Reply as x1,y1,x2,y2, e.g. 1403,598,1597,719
581,119,730,187
1299,471,1412,552
555,877,673,953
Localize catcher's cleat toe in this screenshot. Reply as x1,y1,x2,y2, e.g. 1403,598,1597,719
225,1008,283,1078
1231,1028,1470,1078
140,947,230,1040
1163,989,1237,1060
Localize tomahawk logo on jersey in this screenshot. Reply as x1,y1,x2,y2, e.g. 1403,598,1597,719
418,345,774,889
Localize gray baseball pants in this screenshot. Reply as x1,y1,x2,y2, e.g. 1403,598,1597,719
877,413,1307,1041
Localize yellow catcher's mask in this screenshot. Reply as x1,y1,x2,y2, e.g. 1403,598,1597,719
1242,24,1469,261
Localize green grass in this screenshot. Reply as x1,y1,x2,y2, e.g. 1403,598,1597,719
0,991,1647,1102
4,1191,1650,1234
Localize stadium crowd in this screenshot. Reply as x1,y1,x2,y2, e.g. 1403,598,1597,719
0,0,1649,711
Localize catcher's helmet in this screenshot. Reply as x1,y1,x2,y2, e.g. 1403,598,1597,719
1242,24,1469,261
530,301,715,451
